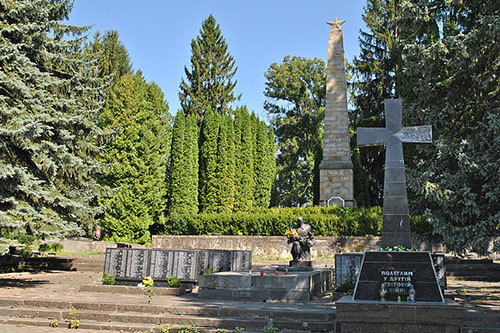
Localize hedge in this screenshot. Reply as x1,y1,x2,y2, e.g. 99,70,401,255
160,206,385,237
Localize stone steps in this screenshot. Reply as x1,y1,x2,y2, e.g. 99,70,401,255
0,297,336,332
445,257,500,282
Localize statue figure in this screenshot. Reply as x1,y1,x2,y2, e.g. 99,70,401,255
287,217,315,261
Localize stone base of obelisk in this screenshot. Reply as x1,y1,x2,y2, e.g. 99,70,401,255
319,163,355,207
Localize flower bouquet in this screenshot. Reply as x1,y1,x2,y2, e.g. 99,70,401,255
286,228,299,238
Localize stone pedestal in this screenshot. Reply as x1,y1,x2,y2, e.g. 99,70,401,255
336,297,463,332
289,260,314,269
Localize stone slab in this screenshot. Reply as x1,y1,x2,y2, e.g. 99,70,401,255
198,267,334,302
353,251,444,302
336,296,463,333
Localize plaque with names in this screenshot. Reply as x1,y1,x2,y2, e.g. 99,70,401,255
380,269,415,295
150,249,174,280
335,253,363,287
211,250,231,272
104,248,128,278
231,250,252,271
124,249,150,279
172,250,199,282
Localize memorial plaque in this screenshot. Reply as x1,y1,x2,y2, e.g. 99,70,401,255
124,249,150,279
335,253,363,287
104,248,128,278
231,250,252,271
150,249,174,280
353,251,444,302
172,250,199,282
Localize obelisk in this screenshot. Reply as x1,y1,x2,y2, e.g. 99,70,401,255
319,18,354,207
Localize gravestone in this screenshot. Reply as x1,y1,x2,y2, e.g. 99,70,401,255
352,251,444,302
357,99,432,248
335,253,363,287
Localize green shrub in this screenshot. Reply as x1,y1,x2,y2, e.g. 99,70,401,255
167,276,181,288
38,243,51,252
162,206,383,237
335,279,356,293
50,243,63,253
102,273,116,285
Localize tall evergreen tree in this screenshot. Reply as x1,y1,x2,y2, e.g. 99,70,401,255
233,107,255,211
98,73,170,244
168,110,187,216
179,14,239,124
264,56,326,207
254,120,274,208
214,115,236,213
348,0,401,206
198,107,221,212
184,115,199,214
0,0,109,239
85,30,133,83
399,0,500,255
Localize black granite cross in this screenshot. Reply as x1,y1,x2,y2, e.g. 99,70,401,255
357,99,432,248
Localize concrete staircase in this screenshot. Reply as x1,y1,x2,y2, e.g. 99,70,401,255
446,257,500,282
0,296,336,332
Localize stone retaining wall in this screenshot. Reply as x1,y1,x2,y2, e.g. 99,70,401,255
151,235,445,261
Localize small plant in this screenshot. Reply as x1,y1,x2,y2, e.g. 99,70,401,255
102,272,116,285
263,318,278,333
378,245,418,252
159,323,170,333
167,276,181,288
335,279,355,293
234,327,245,333
138,276,156,303
68,306,79,329
50,319,58,328
38,243,51,252
50,242,64,254
217,329,227,333
19,246,32,259
203,267,215,275
178,325,201,333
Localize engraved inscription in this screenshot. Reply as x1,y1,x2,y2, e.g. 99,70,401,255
380,269,415,295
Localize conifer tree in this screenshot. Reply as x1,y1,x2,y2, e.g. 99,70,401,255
199,108,221,212
349,0,401,206
85,30,133,83
168,111,187,216
98,73,170,243
179,15,239,124
399,0,500,255
184,115,199,214
214,115,236,213
0,0,109,239
233,107,255,211
254,120,274,208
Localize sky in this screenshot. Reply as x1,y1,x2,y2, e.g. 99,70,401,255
67,0,367,120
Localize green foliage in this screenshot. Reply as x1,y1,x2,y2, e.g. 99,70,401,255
97,73,171,244
199,108,221,212
50,319,58,328
50,242,63,253
102,272,116,285
163,206,383,237
167,276,181,288
335,279,356,293
233,107,255,211
214,115,236,213
168,111,198,216
348,0,401,207
38,243,51,252
254,119,275,208
378,245,417,252
178,325,200,333
159,324,170,333
264,56,326,207
68,307,79,329
202,267,215,275
399,0,500,255
0,0,110,240
234,327,245,333
179,14,239,123
263,318,278,333
84,30,133,83
19,246,32,259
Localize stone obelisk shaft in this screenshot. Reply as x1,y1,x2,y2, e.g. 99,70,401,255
319,18,354,207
